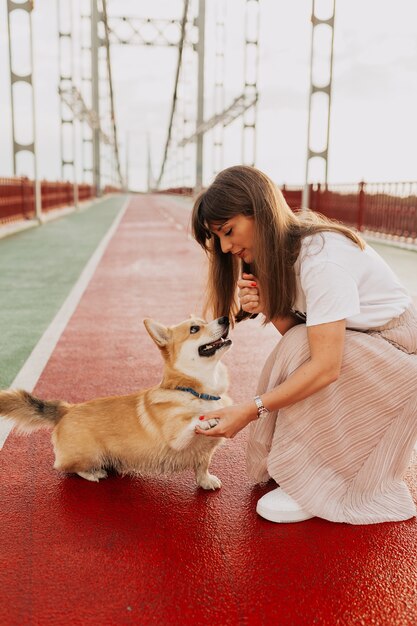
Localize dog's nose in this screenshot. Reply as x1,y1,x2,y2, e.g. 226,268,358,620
218,316,229,326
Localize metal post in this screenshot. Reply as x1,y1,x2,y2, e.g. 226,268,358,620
181,43,194,188
212,0,225,177
357,181,365,232
242,0,260,167
29,6,41,221
195,0,205,190
80,1,93,185
125,132,130,192
302,0,336,209
6,5,16,175
7,0,42,220
91,0,101,196
58,0,79,209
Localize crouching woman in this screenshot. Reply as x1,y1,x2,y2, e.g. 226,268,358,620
192,165,417,525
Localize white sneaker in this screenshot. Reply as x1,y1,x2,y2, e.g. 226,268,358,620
256,487,314,523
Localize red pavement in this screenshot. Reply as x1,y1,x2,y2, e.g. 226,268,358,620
1,195,417,625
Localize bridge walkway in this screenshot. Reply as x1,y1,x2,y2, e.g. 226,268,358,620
0,194,416,625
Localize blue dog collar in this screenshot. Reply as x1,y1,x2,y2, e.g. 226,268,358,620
175,386,221,401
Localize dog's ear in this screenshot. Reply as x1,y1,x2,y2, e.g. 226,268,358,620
143,318,170,347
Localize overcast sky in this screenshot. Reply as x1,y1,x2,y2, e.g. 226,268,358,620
1,0,417,190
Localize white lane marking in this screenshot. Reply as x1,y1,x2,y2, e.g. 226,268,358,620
157,205,187,233
0,196,131,450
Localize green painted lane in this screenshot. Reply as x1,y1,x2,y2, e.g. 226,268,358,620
0,195,127,388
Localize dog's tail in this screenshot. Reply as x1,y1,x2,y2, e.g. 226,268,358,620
0,390,70,433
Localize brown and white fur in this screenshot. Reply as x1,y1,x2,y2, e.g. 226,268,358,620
0,316,233,490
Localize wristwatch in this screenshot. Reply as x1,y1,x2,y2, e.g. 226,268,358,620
254,395,270,419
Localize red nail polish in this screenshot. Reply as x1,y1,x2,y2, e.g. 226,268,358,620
251,282,257,287
199,416,205,420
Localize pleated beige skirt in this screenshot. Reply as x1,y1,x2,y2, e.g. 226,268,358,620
246,305,417,524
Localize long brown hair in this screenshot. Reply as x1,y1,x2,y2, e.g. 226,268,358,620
191,165,365,324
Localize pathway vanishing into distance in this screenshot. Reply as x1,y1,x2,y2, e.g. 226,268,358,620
0,194,416,625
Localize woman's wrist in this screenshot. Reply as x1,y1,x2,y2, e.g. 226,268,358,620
243,400,259,423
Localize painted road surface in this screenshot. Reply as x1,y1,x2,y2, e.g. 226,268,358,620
0,194,416,625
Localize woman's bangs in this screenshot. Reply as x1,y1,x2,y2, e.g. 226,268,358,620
192,191,230,249
192,196,211,248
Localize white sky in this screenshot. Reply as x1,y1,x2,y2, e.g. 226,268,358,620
0,0,417,190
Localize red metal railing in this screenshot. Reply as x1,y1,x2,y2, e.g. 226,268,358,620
156,186,194,196
0,177,95,224
157,182,417,241
2,177,417,242
281,182,417,241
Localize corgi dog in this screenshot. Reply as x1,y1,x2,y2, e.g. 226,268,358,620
0,316,232,490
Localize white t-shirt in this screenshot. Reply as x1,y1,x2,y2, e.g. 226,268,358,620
292,232,411,329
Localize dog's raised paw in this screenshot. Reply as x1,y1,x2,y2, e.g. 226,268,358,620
198,473,222,490
198,418,220,431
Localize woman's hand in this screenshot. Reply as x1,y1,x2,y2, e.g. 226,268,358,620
237,272,263,314
194,402,257,439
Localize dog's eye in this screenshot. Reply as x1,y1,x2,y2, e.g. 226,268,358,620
190,325,200,334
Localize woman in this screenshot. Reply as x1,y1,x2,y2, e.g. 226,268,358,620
192,165,417,525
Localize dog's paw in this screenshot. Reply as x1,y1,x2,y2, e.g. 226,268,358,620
198,418,220,431
77,469,108,482
198,473,222,490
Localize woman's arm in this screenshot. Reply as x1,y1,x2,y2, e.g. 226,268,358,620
260,319,346,411
195,319,346,438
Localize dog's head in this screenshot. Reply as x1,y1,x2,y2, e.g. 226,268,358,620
143,316,232,377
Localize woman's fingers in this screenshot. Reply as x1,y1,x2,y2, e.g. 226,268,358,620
241,295,259,305
238,287,258,298
242,302,260,313
238,284,259,297
237,274,258,290
238,273,261,314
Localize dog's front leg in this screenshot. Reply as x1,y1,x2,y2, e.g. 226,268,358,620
170,417,221,451
169,420,199,451
194,455,222,490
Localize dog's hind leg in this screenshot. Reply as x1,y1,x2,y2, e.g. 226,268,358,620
53,456,108,482
76,469,108,482
52,433,107,481
54,461,108,482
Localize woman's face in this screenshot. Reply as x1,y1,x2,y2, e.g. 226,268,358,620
210,214,255,263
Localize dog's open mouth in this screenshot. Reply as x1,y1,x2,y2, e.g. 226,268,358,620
198,328,232,357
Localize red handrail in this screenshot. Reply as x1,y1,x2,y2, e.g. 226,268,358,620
0,177,96,224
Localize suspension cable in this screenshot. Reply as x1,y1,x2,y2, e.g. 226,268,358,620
155,0,190,189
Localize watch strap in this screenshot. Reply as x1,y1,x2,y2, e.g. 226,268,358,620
254,395,270,419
